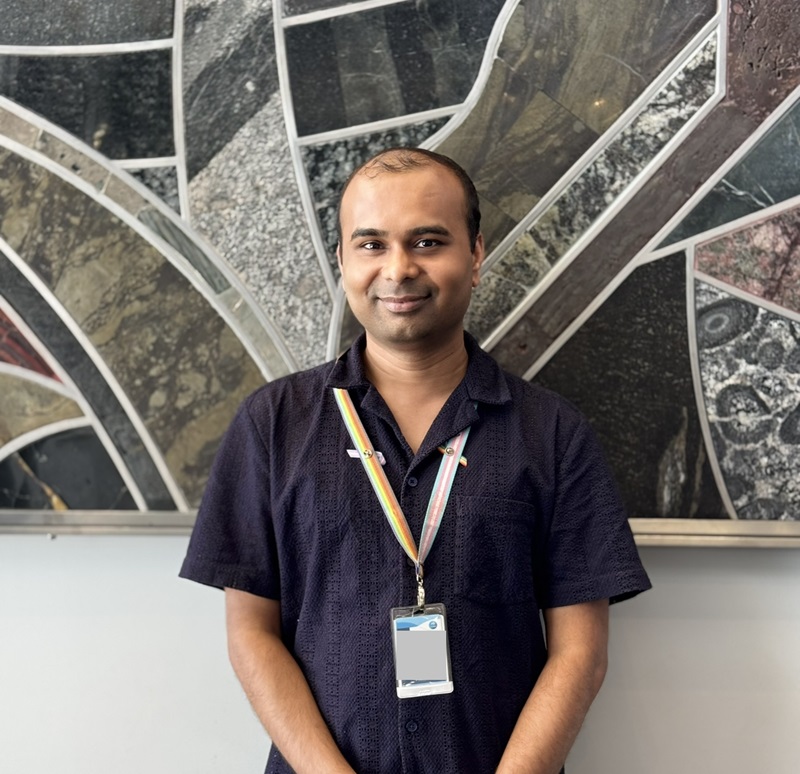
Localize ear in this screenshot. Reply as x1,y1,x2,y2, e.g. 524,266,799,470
471,233,485,288
337,243,347,292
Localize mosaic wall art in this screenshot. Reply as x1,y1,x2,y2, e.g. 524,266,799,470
1,0,799,538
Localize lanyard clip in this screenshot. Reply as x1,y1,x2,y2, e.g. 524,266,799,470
414,563,425,612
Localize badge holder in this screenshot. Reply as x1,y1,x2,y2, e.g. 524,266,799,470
390,601,453,698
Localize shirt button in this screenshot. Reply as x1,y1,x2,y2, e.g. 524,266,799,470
405,720,419,733
407,477,418,487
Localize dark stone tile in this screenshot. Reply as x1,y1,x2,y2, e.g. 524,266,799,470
534,254,728,519
184,7,279,178
131,167,180,214
0,51,173,159
287,0,504,135
300,117,449,267
0,308,57,378
662,97,800,245
0,250,175,509
284,0,360,14
0,429,137,510
1,0,173,45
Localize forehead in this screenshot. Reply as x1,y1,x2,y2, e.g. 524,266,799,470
340,164,466,227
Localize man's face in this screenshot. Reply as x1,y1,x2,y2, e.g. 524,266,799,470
337,163,484,350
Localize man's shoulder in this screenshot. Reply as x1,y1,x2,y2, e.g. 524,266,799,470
499,368,586,429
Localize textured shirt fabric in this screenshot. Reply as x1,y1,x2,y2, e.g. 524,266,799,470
180,333,651,774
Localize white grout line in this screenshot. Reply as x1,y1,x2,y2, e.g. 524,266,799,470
114,156,179,169
171,0,192,222
0,40,174,56
685,251,739,520
295,105,459,145
326,281,348,361
0,235,190,512
280,0,410,26
273,0,338,301
0,362,78,399
0,299,148,510
693,270,800,325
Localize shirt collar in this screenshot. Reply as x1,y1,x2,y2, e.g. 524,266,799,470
325,331,512,407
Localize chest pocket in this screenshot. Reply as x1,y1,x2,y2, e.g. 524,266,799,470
454,496,536,605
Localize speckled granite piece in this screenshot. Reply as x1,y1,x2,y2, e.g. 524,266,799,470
131,167,180,214
283,0,361,14
189,92,331,369
695,208,800,315
695,282,800,520
0,148,266,506
1,0,173,45
0,52,174,160
301,117,449,265
0,308,57,378
0,373,82,446
663,98,800,245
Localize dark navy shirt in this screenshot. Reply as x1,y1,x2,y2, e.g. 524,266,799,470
180,333,650,774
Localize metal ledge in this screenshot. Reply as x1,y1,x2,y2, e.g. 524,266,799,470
631,518,800,548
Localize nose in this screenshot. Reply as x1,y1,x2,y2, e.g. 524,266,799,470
381,245,420,283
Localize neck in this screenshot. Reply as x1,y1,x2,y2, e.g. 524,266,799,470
362,332,468,397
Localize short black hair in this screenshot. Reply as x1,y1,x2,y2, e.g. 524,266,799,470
336,147,481,250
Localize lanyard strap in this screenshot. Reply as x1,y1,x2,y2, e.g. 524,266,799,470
333,388,472,575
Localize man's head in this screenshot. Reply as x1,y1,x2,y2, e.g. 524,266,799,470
336,147,484,351
336,148,481,251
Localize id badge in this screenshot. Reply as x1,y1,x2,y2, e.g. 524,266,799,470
390,603,454,698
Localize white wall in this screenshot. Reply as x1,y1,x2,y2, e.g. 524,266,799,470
1,536,799,773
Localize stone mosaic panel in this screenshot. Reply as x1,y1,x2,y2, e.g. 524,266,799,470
695,208,800,316
0,52,174,160
0,148,265,506
0,251,175,509
695,282,800,520
285,0,504,135
0,428,137,510
0,0,173,45
534,254,727,520
301,117,449,265
466,34,717,343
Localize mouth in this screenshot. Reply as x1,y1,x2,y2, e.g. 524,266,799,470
378,294,430,313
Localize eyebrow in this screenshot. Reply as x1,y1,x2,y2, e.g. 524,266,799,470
349,225,453,240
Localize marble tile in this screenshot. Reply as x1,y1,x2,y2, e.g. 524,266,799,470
0,245,174,509
34,131,110,191
0,309,57,379
695,282,800,520
283,0,361,14
533,254,728,519
0,373,82,445
0,105,39,147
695,208,800,315
489,0,800,378
0,148,266,506
184,1,279,178
286,0,504,135
662,97,800,246
189,91,332,369
131,167,180,214
1,0,173,46
463,271,528,345
0,53,174,160
0,428,137,510
301,117,449,264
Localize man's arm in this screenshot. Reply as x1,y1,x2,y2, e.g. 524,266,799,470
496,598,609,774
225,588,355,774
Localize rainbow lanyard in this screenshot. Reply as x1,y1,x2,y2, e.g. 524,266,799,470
333,388,472,607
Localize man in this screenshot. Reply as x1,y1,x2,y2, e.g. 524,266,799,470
180,148,650,773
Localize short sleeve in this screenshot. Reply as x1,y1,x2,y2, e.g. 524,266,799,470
179,398,280,599
539,412,651,608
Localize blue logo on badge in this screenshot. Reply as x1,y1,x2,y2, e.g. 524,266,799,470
428,621,437,629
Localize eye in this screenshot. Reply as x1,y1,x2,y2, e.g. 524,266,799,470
360,240,383,251
415,238,441,249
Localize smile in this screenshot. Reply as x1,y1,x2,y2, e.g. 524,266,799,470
378,295,430,313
